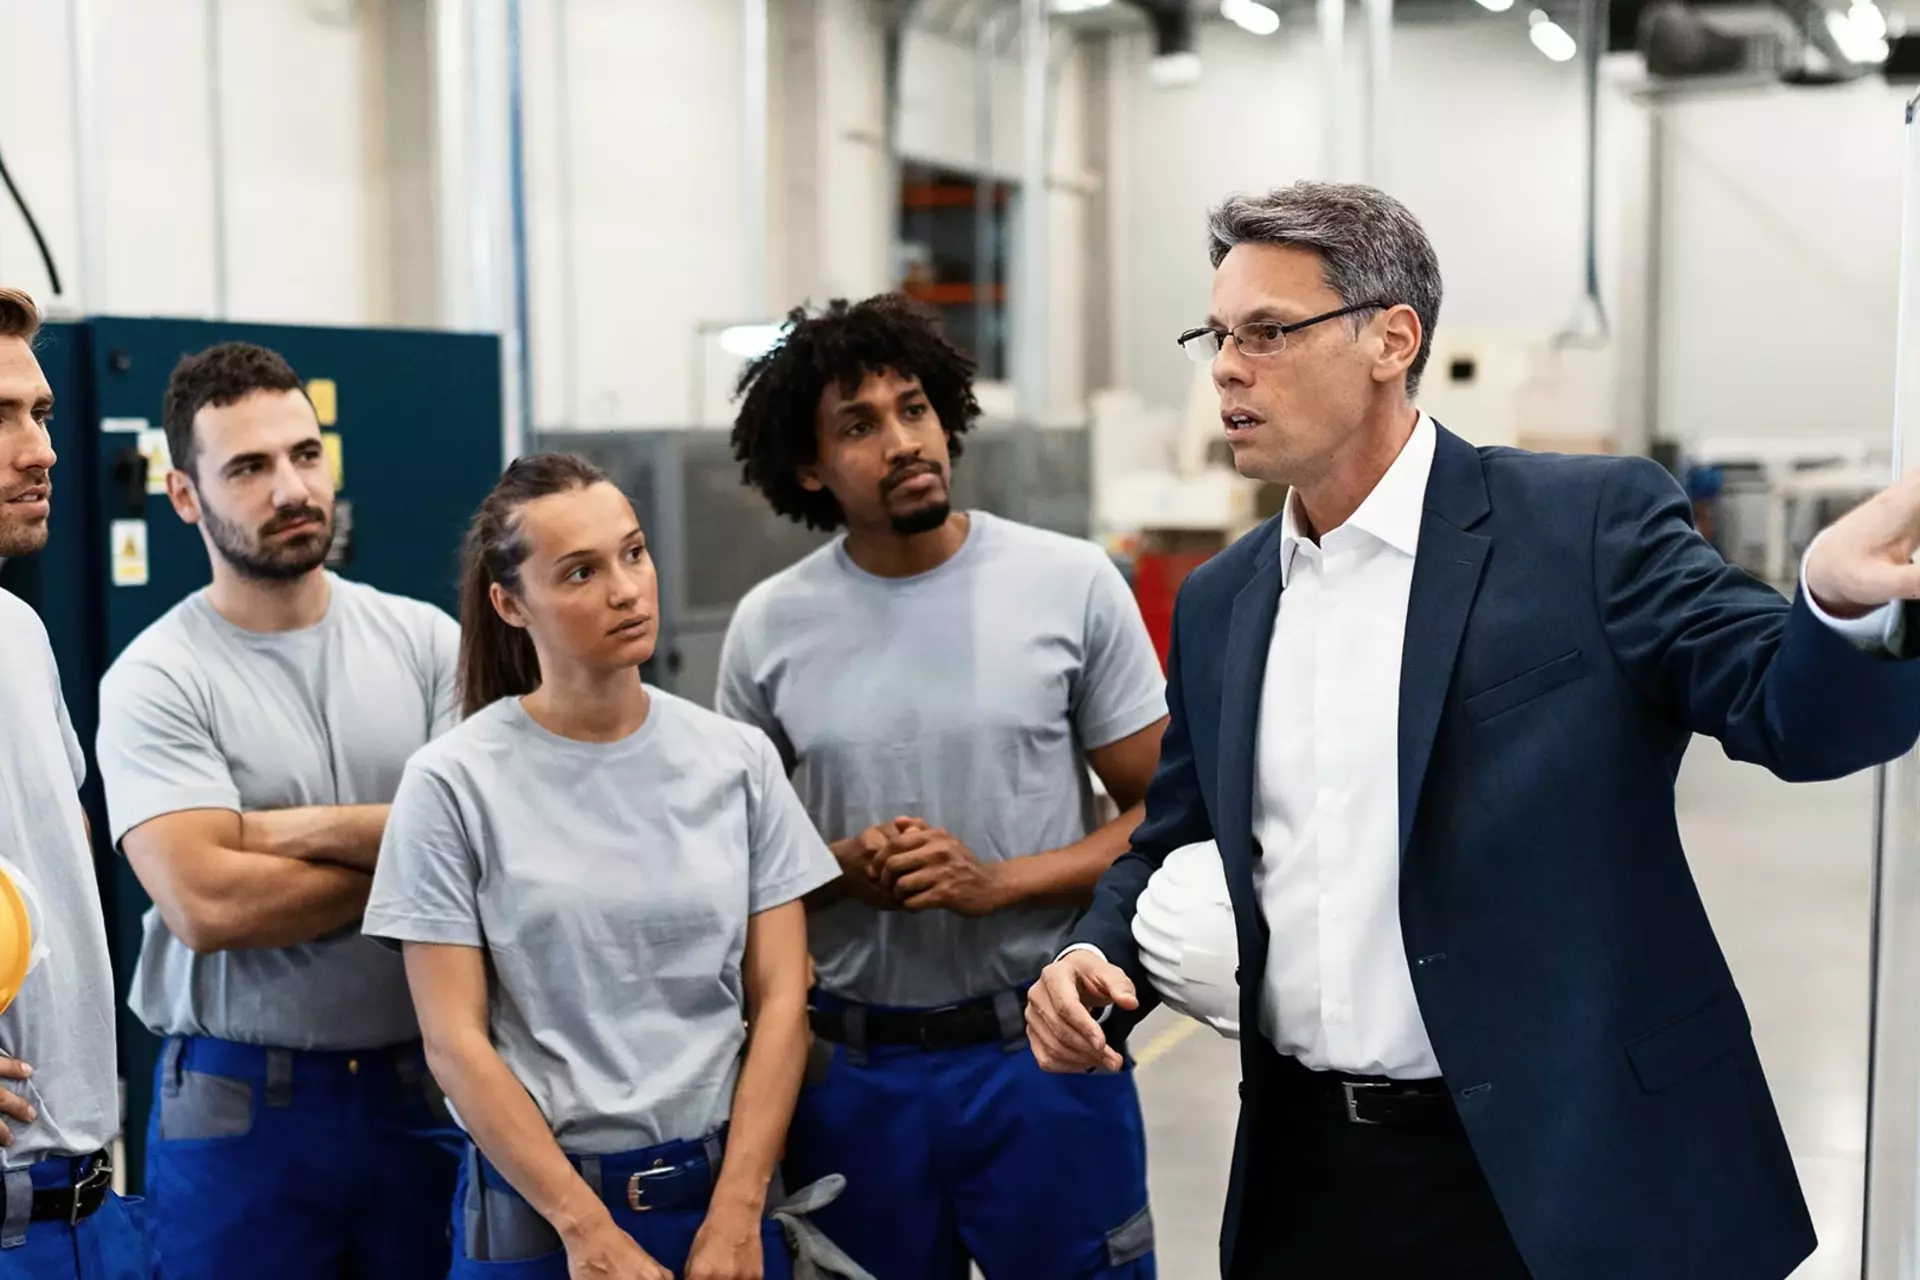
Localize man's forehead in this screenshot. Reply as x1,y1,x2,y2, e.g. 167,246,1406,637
0,337,51,402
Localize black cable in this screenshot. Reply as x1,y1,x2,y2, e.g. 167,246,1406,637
0,143,64,295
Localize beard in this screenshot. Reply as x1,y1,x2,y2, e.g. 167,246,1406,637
203,501,333,582
0,513,48,559
880,460,952,537
889,500,951,536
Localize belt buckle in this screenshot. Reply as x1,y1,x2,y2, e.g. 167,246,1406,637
917,1003,961,1050
625,1160,674,1213
1341,1080,1387,1126
70,1152,112,1226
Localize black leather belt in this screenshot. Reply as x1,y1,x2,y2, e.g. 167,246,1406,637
1271,1053,1454,1127
25,1151,112,1225
809,995,1022,1051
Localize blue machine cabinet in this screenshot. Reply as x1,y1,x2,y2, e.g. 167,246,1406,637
0,315,502,1190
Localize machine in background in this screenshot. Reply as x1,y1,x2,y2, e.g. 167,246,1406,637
530,424,1093,706
0,316,503,1191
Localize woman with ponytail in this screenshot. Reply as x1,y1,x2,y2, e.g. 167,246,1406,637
362,454,843,1280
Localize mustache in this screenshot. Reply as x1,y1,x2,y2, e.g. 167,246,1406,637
0,470,49,503
261,505,328,536
881,460,942,495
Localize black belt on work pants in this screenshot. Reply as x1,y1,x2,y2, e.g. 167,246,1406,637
808,990,1027,1059
1,1149,112,1246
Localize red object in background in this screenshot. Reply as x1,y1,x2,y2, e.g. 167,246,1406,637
1132,550,1217,671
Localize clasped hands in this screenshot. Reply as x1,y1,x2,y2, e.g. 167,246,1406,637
832,817,1005,918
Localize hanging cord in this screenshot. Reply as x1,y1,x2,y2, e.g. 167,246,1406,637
0,142,64,295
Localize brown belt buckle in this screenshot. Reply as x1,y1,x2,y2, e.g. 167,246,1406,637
1341,1080,1387,1126
625,1160,673,1212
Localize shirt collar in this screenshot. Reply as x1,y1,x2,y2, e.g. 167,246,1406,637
1279,412,1438,586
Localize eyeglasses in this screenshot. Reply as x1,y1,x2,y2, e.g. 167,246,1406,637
1175,301,1392,365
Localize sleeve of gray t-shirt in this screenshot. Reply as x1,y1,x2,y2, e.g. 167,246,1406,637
42,635,84,791
1071,555,1170,750
363,762,483,949
744,730,838,915
425,608,463,738
95,660,242,847
716,605,797,773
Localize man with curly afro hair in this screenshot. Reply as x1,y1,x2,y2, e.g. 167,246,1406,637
717,294,1172,1278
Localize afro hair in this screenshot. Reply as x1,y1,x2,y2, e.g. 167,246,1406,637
730,294,981,531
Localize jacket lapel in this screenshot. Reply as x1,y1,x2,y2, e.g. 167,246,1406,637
1219,528,1285,905
1397,426,1492,857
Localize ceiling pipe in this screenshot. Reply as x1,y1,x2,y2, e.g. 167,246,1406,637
1556,0,1611,346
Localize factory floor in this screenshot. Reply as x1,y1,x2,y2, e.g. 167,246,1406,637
1130,742,1878,1280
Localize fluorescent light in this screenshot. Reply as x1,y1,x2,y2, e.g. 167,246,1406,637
1528,10,1577,60
1221,0,1281,35
1827,2,1892,61
718,324,788,358
1049,0,1111,11
1476,0,1515,11
1853,0,1888,41
1149,51,1204,86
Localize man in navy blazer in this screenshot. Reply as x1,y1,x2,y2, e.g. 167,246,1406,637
1025,180,1920,1280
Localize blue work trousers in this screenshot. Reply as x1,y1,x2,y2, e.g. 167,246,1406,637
146,1035,462,1280
781,994,1156,1279
448,1136,793,1279
0,1154,151,1280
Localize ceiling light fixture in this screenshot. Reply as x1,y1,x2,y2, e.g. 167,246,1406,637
1221,0,1282,35
1528,9,1577,60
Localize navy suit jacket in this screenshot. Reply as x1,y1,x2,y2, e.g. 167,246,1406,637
1070,424,1920,1280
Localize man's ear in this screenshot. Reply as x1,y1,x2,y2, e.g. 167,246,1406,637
165,470,201,526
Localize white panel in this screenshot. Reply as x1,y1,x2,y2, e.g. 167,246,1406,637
551,0,747,427
1659,81,1906,447
93,0,217,316
218,0,371,325
0,0,83,309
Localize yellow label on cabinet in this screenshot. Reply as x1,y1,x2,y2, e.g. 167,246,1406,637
322,433,344,491
308,379,338,427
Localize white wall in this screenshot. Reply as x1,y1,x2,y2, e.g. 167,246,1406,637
0,0,386,326
1657,81,1908,447
1107,17,1649,429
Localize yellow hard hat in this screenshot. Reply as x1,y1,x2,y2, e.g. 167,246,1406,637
0,858,46,1016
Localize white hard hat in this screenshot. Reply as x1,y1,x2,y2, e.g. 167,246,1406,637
1131,841,1240,1039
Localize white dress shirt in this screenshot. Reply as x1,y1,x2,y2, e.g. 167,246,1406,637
1073,414,1900,1078
1256,413,1439,1078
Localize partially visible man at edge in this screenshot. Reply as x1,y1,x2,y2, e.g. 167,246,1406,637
0,285,151,1279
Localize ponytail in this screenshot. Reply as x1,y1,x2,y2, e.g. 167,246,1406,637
456,452,610,718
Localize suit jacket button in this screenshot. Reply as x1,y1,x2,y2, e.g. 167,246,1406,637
1234,967,1243,986
1238,1081,1246,1100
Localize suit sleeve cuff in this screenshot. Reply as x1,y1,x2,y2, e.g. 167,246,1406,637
1802,538,1905,656
1056,943,1116,1024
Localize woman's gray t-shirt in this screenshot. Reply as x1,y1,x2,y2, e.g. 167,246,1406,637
363,690,837,1154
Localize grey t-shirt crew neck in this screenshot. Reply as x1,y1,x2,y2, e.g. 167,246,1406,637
363,690,838,1154
717,510,1169,1009
0,590,121,1168
96,573,461,1051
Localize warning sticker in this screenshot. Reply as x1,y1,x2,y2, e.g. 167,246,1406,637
111,519,149,587
136,428,172,495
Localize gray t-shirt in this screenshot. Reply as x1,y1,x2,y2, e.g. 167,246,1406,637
96,573,460,1050
0,590,118,1167
716,511,1168,1008
362,691,837,1154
